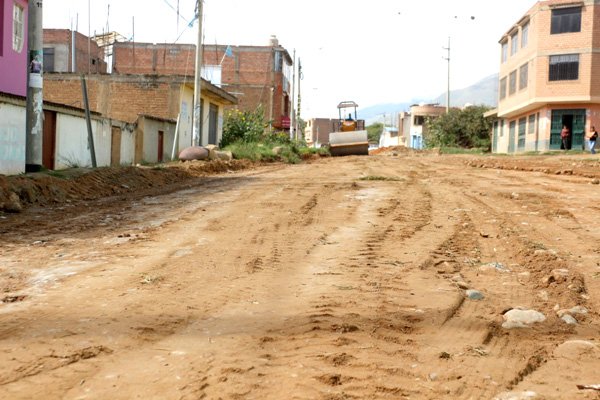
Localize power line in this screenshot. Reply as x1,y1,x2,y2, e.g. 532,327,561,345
162,0,193,25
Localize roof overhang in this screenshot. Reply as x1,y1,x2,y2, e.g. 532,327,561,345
497,96,594,119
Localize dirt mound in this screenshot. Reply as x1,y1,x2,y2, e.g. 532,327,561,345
464,155,600,180
0,160,253,213
369,146,425,156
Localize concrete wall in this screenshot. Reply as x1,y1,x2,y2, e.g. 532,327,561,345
0,102,26,175
54,114,111,169
137,116,176,163
119,127,136,166
179,86,194,150
0,0,28,97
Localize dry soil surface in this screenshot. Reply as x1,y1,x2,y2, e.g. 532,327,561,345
1,152,600,400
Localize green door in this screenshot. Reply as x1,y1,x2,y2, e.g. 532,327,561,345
550,109,586,150
572,111,586,150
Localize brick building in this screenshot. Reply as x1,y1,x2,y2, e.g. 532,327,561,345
43,72,237,148
43,29,107,74
0,0,28,96
112,35,294,131
490,0,600,153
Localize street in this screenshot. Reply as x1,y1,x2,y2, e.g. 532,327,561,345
1,153,599,399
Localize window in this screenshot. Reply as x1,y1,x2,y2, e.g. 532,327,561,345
519,63,528,90
499,77,507,100
509,120,516,152
12,3,24,53
549,54,579,81
528,114,536,134
518,118,527,150
509,70,517,95
551,7,581,34
44,48,55,72
521,23,529,48
274,51,282,72
500,120,504,137
510,32,518,56
501,42,508,63
414,116,425,126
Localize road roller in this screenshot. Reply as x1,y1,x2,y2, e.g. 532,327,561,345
328,101,369,156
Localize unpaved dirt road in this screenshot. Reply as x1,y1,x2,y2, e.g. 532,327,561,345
1,153,600,399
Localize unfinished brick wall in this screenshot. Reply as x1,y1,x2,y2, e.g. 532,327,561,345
43,73,180,123
43,29,107,73
112,43,196,75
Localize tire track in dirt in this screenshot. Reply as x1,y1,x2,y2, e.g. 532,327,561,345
422,166,598,399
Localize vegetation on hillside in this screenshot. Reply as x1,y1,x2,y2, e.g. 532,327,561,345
424,105,493,151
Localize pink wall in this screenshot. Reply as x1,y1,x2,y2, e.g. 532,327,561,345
0,0,28,97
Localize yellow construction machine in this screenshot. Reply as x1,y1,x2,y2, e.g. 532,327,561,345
328,101,369,156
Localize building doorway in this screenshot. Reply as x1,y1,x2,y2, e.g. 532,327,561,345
158,130,164,163
208,103,218,145
42,110,57,170
550,109,586,150
110,126,122,166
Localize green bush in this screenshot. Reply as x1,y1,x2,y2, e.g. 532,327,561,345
425,105,493,150
226,142,277,162
221,107,267,148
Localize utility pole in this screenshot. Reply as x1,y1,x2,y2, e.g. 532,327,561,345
192,0,204,146
443,36,450,114
295,58,302,141
290,49,296,141
25,0,44,172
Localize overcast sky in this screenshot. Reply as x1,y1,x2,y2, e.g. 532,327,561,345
44,0,535,118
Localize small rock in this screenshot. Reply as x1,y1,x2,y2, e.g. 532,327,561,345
4,192,22,213
502,308,546,329
272,146,283,155
552,269,570,282
537,291,549,301
592,178,600,185
456,281,469,290
561,314,578,325
466,289,485,300
479,262,510,273
493,391,537,400
555,340,600,360
557,306,588,318
215,150,233,161
428,372,438,381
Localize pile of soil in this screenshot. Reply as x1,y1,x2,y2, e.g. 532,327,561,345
0,159,253,213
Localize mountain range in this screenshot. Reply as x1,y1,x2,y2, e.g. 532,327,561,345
360,73,499,124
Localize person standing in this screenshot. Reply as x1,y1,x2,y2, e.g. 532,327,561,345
589,126,598,154
561,125,571,150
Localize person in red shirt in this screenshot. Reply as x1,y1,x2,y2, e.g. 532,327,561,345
560,125,570,150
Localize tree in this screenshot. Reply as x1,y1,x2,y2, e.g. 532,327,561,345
424,105,493,150
367,123,384,144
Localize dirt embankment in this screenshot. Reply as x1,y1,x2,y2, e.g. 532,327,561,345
0,160,253,214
